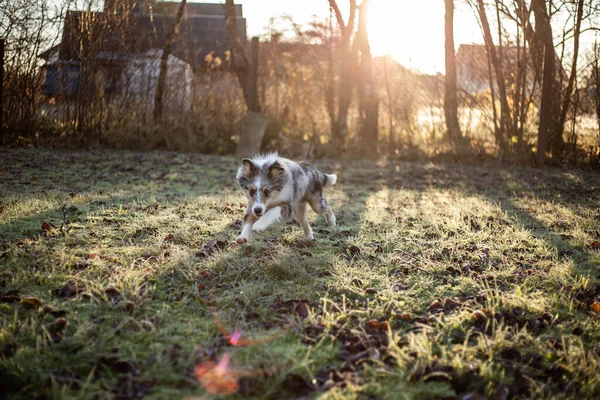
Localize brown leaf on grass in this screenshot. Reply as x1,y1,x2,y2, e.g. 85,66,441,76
197,283,206,291
230,219,243,230
282,373,315,395
42,305,67,317
473,310,489,321
1,290,20,303
20,297,43,308
41,221,51,232
54,282,86,299
104,287,121,298
122,301,135,312
367,320,380,329
590,302,600,313
295,301,310,319
98,356,140,375
444,298,463,311
163,233,174,241
55,318,67,331
591,241,600,248
31,176,38,181
346,245,361,257
377,321,390,331
395,313,412,321
1,295,20,303
427,299,445,312
196,239,228,258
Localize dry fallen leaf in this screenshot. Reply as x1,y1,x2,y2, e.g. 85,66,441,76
55,318,67,330
104,287,120,298
395,313,412,321
367,320,380,329
21,297,43,308
377,321,390,331
591,302,600,313
41,221,51,232
591,241,600,248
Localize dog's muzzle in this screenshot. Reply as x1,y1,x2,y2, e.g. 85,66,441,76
253,205,265,217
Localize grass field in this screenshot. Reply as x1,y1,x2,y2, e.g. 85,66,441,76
1,149,600,399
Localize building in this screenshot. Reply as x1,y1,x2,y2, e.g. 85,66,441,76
40,1,247,113
456,43,566,95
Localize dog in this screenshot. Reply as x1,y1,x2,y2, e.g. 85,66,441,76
235,153,337,244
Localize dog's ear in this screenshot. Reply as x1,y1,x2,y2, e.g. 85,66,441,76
268,160,285,178
242,158,256,176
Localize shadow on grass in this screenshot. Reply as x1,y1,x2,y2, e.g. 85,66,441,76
382,161,600,307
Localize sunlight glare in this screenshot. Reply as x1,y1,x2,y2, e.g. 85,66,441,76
367,0,479,74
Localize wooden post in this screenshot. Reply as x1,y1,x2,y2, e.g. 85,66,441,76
246,36,260,112
236,37,268,157
0,39,4,138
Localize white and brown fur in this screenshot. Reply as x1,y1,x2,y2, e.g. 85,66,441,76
235,153,337,244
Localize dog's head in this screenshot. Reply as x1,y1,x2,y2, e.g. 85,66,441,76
236,154,286,218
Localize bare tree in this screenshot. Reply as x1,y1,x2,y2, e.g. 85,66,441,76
531,0,560,166
327,0,357,149
153,0,187,123
444,0,461,141
356,0,378,153
556,0,584,152
475,0,513,152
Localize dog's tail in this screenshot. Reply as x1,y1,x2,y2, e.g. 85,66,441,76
323,173,337,187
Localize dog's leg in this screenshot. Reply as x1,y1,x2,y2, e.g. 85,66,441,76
308,192,336,227
236,211,257,244
295,203,313,240
252,204,291,233
325,205,336,227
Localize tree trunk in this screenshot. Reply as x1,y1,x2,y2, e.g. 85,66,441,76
0,39,4,142
153,0,186,123
444,0,461,141
475,0,512,152
556,0,584,153
328,0,357,150
531,0,558,166
356,0,378,153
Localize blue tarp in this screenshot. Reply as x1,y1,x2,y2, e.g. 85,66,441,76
41,64,80,97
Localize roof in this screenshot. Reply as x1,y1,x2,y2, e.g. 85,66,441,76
57,2,246,69
39,44,60,60
133,1,243,18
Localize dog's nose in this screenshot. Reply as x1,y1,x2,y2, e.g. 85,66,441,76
253,207,263,216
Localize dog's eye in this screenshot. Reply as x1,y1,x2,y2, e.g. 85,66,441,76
249,188,256,196
263,187,271,197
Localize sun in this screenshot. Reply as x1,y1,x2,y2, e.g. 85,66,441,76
367,0,479,74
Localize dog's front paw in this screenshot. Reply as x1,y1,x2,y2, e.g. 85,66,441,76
236,235,251,245
326,213,336,227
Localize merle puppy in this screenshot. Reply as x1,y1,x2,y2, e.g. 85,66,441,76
235,153,337,244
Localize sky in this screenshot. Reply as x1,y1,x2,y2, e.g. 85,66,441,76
234,0,482,75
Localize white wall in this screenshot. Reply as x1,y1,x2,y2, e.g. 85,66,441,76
120,49,193,114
